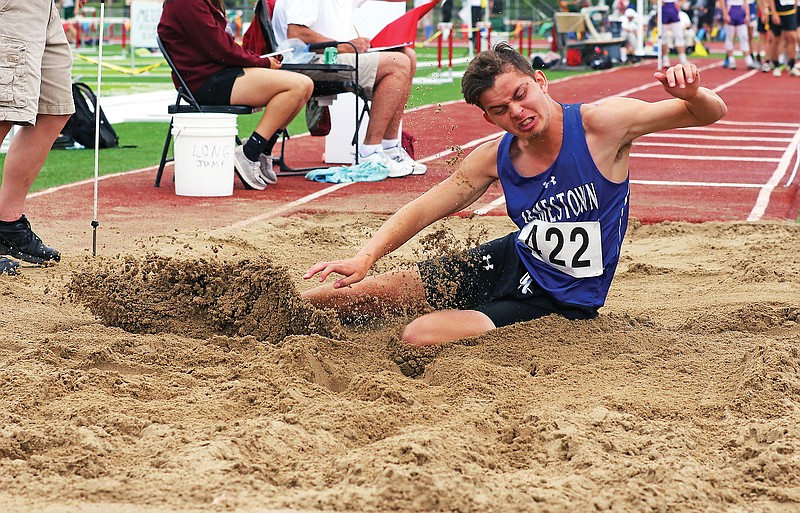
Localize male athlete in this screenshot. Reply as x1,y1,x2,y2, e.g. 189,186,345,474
302,42,727,347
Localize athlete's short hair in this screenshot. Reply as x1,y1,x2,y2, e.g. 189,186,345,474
461,42,537,110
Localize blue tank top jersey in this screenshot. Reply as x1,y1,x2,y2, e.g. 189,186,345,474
497,103,630,308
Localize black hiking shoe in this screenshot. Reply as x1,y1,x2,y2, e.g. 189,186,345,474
0,215,60,265
0,257,19,275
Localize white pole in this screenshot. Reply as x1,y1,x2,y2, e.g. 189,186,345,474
92,0,105,256
467,2,474,59
657,0,663,69
636,0,645,55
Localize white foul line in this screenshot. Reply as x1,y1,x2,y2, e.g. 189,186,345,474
228,182,352,229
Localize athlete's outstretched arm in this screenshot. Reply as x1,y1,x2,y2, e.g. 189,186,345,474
303,140,500,290
596,63,727,146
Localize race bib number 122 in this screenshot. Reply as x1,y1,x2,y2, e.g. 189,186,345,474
518,220,604,278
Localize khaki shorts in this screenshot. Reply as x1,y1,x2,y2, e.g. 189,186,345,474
332,52,379,97
0,0,74,126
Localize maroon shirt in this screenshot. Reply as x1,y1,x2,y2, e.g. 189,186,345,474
157,0,270,93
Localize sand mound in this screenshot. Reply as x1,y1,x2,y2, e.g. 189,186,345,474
67,254,344,343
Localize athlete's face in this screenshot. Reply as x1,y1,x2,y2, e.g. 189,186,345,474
479,69,550,139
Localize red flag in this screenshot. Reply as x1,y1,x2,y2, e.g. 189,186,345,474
369,0,440,49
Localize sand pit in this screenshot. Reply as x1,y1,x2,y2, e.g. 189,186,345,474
1,213,799,512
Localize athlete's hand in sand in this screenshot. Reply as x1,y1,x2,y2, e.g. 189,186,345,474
303,255,370,289
654,63,700,100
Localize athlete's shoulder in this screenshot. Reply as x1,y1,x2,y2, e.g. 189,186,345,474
460,135,503,178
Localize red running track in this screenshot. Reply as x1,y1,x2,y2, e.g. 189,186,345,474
25,57,800,251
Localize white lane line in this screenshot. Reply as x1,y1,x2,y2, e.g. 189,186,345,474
634,141,786,151
642,133,792,142
675,126,798,134
631,179,764,188
713,119,800,128
785,144,800,187
711,68,759,92
747,125,800,221
631,153,780,162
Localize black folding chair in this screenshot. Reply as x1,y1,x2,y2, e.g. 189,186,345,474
254,0,371,175
154,36,262,188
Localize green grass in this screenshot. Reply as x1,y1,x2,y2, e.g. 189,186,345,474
3,43,589,192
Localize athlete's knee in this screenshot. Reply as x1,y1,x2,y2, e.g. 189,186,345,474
401,319,438,347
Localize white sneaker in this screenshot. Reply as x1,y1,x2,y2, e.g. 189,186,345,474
358,151,409,178
773,65,784,77
791,66,800,77
233,145,268,190
761,62,772,72
383,145,427,175
240,138,277,185
359,150,412,178
258,154,277,184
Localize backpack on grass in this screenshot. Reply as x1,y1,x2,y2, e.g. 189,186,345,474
60,82,119,149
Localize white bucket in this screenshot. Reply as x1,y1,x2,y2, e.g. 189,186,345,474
171,113,237,197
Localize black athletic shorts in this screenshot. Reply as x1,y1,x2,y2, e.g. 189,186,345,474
417,232,598,328
192,66,244,105
771,5,799,35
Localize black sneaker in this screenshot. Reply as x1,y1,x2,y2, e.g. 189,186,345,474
0,257,19,275
0,215,60,265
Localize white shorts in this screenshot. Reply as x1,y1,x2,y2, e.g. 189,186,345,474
664,21,686,47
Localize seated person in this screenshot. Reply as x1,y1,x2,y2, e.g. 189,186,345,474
271,0,427,177
158,0,313,190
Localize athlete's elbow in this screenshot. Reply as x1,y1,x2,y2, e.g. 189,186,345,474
693,91,728,125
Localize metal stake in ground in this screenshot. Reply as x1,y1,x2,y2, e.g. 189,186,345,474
91,0,107,256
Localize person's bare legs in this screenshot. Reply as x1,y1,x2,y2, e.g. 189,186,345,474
302,266,498,347
363,51,411,145
767,30,779,66
0,114,69,222
231,68,313,137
